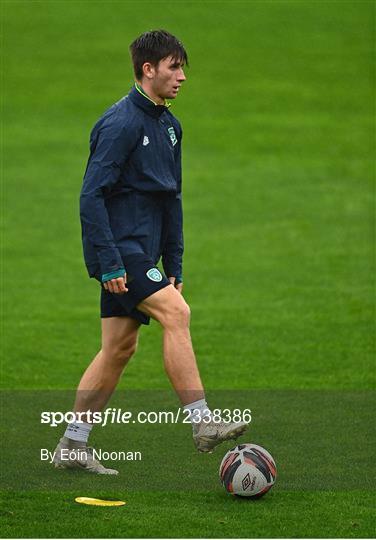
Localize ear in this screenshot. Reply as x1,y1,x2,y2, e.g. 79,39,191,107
142,62,156,80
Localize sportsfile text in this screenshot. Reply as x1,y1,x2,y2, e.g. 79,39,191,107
41,408,252,427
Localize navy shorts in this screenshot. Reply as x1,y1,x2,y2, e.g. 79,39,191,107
99,253,171,325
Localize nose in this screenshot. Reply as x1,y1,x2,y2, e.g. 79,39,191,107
178,68,186,82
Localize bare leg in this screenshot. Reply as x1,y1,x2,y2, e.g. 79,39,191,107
73,316,140,419
137,285,205,405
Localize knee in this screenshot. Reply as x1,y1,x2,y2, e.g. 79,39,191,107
161,300,191,329
105,336,138,368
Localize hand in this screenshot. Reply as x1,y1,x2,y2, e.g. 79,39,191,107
103,272,128,294
169,276,183,294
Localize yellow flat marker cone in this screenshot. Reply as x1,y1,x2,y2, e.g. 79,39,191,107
75,497,126,507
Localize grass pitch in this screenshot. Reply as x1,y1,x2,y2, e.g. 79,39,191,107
1,0,375,537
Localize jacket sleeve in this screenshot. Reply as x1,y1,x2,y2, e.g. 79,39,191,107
80,112,138,276
162,132,184,279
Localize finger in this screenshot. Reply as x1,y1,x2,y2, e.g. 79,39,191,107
117,277,127,294
121,275,128,291
111,279,120,294
176,283,183,294
168,277,176,286
103,282,108,291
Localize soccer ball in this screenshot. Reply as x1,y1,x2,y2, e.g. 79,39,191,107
219,443,276,498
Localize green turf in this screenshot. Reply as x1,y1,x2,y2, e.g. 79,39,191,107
1,0,375,537
1,490,375,538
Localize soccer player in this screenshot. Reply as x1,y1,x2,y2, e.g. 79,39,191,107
53,30,248,474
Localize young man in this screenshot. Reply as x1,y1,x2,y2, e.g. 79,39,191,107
53,30,247,474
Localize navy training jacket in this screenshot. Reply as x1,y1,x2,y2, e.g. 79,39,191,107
80,84,184,280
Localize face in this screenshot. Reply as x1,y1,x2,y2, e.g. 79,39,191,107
144,55,186,100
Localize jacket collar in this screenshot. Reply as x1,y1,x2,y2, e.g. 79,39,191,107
128,83,171,119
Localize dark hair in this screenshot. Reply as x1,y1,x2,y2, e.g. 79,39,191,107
129,29,188,80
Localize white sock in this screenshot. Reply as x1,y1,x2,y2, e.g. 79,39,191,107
184,398,211,425
64,421,93,443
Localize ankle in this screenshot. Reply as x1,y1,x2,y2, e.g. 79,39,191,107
183,398,211,426
64,421,93,445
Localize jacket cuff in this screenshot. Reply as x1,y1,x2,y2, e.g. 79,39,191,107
101,268,126,283
162,257,181,279
97,247,124,276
